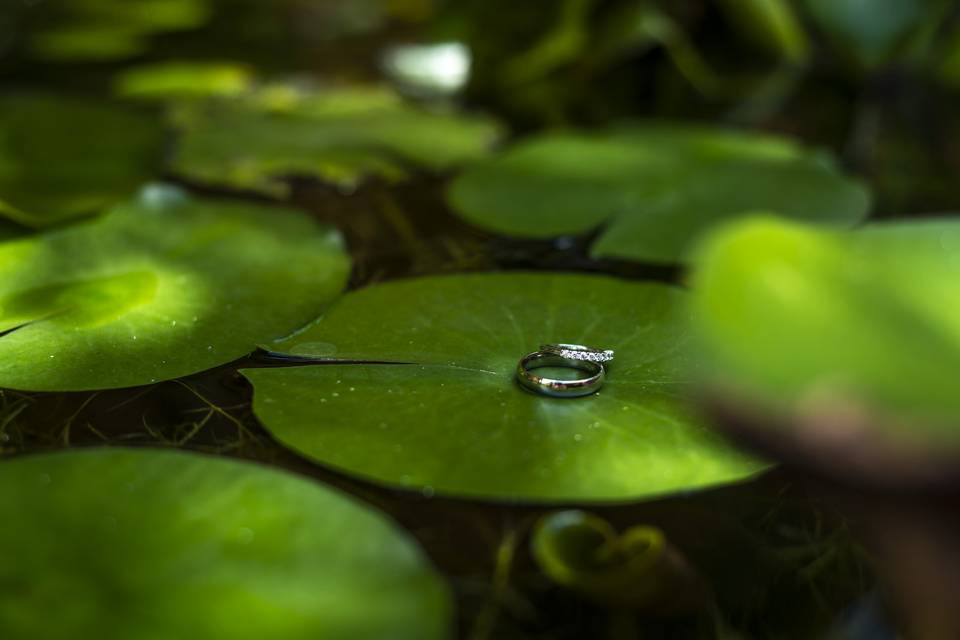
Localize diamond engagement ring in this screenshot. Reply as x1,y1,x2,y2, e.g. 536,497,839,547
516,343,613,398
540,343,615,363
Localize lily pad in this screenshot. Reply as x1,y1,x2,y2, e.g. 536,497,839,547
28,0,211,62
690,215,960,450
171,85,503,196
801,0,936,69
0,447,450,640
0,187,349,391
244,273,765,502
0,95,165,227
115,60,254,101
447,123,870,265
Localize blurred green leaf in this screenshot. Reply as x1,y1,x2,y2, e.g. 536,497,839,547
172,84,502,195
0,187,349,391
801,0,940,69
717,0,809,63
244,273,766,502
115,60,254,101
449,123,869,264
29,0,211,62
690,215,960,448
0,447,450,640
0,95,164,227
938,26,960,88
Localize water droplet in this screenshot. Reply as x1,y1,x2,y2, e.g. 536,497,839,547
236,527,255,544
421,486,435,498
573,433,583,442
349,387,355,392
332,392,340,397
206,345,213,351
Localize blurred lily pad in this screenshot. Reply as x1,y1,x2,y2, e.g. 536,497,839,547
448,123,869,265
115,60,254,101
690,215,960,450
0,95,164,227
29,0,211,62
0,187,349,391
244,273,765,502
801,0,939,69
0,447,450,640
171,85,503,195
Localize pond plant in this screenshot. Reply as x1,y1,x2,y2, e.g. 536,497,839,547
1,1,960,639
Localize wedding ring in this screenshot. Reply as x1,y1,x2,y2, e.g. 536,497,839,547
540,343,615,363
516,350,605,398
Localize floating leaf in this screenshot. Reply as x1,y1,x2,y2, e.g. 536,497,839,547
171,85,502,196
244,273,765,502
448,124,869,265
28,0,211,62
115,60,254,101
0,448,450,640
0,95,165,227
801,0,938,69
690,215,960,449
0,187,349,391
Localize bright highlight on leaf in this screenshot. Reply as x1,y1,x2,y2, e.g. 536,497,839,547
171,84,502,196
0,448,451,640
690,215,960,448
0,187,349,391
448,123,869,264
0,95,165,227
244,273,766,502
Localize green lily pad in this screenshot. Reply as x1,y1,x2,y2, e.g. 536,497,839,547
690,215,960,449
28,0,211,62
115,61,254,101
244,273,765,502
171,85,503,196
0,95,165,227
447,123,870,265
0,187,349,391
801,0,936,69
0,447,450,640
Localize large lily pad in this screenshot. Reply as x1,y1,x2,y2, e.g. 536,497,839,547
244,273,765,502
0,187,349,391
0,96,165,227
690,215,960,451
0,447,450,640
171,85,502,196
448,123,870,265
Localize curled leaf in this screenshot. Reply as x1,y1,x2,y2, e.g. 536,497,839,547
532,510,708,610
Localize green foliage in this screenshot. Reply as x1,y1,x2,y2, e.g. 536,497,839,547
801,0,944,69
0,447,450,640
449,123,870,264
691,215,960,447
27,0,210,62
531,510,670,606
0,95,165,227
115,60,254,101
0,187,349,391
171,84,502,195
244,273,766,501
